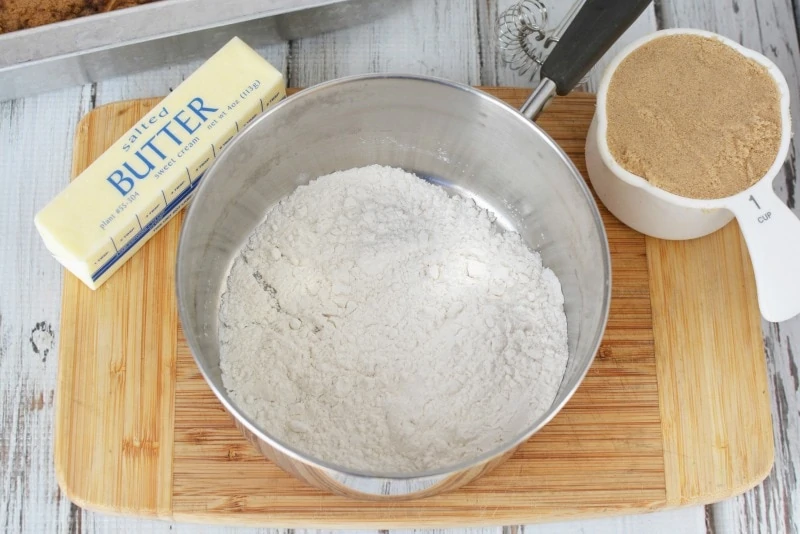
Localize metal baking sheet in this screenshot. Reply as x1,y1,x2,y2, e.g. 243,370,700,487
0,0,399,101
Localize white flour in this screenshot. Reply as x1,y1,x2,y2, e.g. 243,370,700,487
219,165,568,473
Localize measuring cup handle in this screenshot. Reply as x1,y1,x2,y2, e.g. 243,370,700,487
729,183,800,322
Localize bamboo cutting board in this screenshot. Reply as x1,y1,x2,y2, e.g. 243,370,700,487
54,89,773,527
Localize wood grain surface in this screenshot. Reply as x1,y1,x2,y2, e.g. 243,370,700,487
52,91,770,527
2,1,799,533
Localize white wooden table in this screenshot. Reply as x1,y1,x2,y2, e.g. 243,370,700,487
2,0,798,532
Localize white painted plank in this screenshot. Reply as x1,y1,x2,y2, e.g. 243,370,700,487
658,1,800,533
93,43,289,105
523,506,706,533
372,530,501,534
0,86,95,533
82,515,280,533
478,0,658,91
79,520,503,533
288,0,481,87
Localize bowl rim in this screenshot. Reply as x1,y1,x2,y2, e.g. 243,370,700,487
176,73,612,481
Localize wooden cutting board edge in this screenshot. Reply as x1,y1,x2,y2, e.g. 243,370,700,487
53,90,774,526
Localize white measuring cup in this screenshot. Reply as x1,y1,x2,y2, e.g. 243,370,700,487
586,28,800,323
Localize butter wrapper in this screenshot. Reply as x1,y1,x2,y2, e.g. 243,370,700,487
35,37,286,289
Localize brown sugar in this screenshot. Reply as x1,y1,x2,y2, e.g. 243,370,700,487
606,34,782,200
0,0,157,34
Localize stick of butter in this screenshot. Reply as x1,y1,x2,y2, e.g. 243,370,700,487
35,37,286,290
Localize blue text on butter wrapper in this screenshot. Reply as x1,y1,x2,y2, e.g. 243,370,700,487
106,97,218,196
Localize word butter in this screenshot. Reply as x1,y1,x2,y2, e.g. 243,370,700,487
35,37,286,290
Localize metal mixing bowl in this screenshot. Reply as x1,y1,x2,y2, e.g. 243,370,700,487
176,74,611,500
